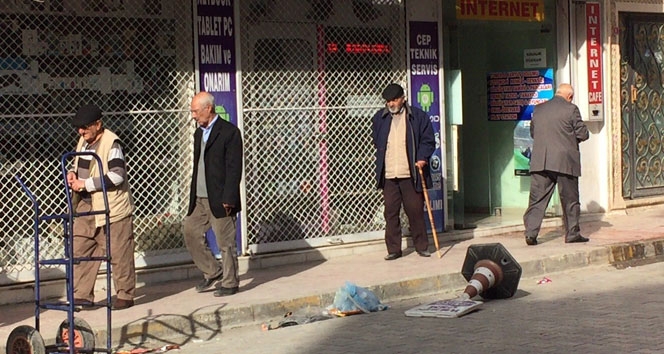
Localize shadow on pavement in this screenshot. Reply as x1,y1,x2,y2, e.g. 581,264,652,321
115,303,229,349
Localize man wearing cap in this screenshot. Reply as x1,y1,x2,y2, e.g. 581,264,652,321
67,104,136,310
371,83,435,260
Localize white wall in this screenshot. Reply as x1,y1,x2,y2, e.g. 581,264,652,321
570,2,610,213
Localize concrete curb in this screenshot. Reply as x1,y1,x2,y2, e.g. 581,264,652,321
84,238,664,349
608,239,664,268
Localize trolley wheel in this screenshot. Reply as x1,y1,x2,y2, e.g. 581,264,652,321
6,325,46,354
55,318,95,350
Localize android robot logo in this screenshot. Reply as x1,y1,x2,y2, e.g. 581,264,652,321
215,105,230,122
417,84,434,112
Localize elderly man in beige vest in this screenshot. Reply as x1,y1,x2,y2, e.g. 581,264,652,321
67,104,136,310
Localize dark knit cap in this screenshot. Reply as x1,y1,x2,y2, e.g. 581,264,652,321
72,104,102,127
381,83,405,101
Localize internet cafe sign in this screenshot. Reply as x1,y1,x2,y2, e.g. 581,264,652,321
456,0,544,22
586,2,603,120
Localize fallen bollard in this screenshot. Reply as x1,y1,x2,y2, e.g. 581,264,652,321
405,243,522,318
460,243,522,299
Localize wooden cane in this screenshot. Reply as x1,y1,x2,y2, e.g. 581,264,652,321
417,165,442,258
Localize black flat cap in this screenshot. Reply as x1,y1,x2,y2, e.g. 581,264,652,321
382,83,405,101
72,104,102,127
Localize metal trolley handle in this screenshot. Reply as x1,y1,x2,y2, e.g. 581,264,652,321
13,151,114,353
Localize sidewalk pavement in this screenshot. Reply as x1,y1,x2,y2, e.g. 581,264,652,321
2,206,664,351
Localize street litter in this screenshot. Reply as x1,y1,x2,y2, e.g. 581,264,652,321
261,307,334,331
537,276,552,284
326,281,388,316
404,298,483,318
114,344,180,354
261,282,388,330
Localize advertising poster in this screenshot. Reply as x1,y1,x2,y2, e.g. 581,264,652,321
409,21,444,232
196,0,237,123
487,68,554,121
510,70,554,176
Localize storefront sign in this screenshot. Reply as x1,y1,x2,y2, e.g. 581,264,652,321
409,21,444,232
456,0,544,22
487,68,554,121
196,0,237,124
586,2,603,120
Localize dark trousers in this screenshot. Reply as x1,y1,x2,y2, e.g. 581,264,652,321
183,197,239,288
382,178,429,254
523,170,581,240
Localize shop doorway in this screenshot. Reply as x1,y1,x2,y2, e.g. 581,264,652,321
619,13,664,198
441,1,559,229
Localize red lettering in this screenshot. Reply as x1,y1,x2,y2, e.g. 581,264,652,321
458,0,542,19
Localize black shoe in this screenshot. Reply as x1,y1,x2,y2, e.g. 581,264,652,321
384,253,402,261
417,250,431,257
525,237,538,246
565,235,589,243
213,286,239,297
195,273,223,293
112,298,134,310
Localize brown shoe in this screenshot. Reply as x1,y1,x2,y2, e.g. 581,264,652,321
73,298,94,308
112,298,134,310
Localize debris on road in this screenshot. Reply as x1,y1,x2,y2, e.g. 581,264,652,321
537,276,552,284
404,298,483,318
261,282,388,330
114,344,180,354
327,281,388,316
261,306,333,331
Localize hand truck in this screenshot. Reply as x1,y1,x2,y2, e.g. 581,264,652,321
6,151,113,354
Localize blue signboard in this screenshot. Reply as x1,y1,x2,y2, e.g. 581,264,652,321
409,21,444,233
195,0,241,253
196,0,237,124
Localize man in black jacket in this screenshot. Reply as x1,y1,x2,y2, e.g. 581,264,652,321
184,91,243,296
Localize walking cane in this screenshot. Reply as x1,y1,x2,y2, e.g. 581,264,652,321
417,165,442,258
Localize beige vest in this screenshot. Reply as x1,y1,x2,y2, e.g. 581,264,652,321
74,129,134,227
384,110,411,179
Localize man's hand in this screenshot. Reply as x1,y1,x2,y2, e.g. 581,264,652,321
223,204,234,215
66,171,77,185
70,179,85,192
415,160,427,169
67,172,85,192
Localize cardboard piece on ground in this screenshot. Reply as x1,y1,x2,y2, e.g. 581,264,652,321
404,299,483,318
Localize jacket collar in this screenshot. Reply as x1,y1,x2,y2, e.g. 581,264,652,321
380,103,412,119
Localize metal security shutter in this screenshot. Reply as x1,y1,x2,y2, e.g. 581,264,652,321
239,0,407,254
0,1,195,282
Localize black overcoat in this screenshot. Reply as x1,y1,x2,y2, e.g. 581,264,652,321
187,117,243,218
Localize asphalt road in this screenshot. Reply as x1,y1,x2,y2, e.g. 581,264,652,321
131,262,664,354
